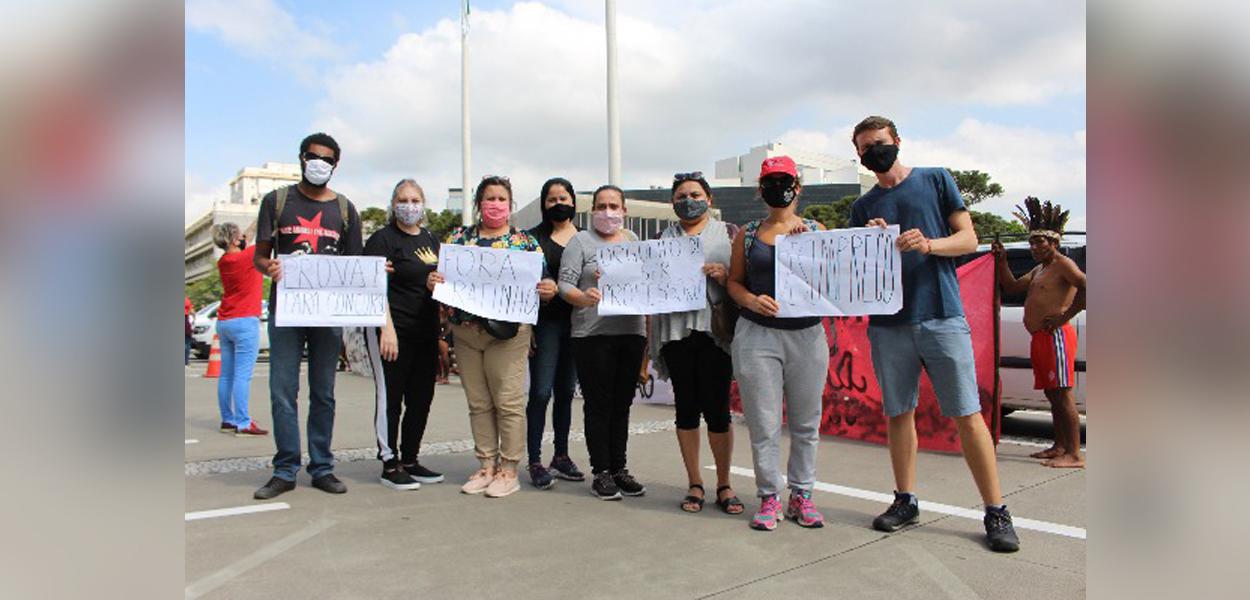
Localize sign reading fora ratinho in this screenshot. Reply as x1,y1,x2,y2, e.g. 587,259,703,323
275,255,388,327
774,225,904,318
431,245,544,324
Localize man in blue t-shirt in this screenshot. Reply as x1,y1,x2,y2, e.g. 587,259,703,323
849,116,1019,553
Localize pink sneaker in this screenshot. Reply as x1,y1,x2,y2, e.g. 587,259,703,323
750,495,784,531
485,469,520,498
460,467,495,495
785,489,825,528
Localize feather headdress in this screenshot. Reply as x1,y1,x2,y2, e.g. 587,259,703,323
1011,196,1069,241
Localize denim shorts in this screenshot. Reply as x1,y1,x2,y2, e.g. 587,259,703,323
867,316,981,418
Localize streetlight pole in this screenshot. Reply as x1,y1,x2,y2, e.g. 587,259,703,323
605,0,621,186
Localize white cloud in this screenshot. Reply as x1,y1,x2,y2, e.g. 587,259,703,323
184,173,227,226
186,0,341,69
188,1,1086,225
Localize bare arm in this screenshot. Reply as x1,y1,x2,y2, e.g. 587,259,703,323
992,241,1033,296
243,219,258,244
726,227,778,317
1060,259,1087,321
927,210,978,256
253,240,281,281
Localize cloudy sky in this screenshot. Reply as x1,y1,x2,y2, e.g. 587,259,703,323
186,0,1086,229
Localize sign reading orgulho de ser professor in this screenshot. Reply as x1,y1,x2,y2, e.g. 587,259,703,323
275,255,387,327
596,237,706,316
430,245,543,325
774,225,904,317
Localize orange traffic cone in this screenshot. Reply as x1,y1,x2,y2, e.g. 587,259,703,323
203,333,221,378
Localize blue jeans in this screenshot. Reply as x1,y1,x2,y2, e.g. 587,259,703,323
526,317,578,464
268,320,342,481
185,334,192,365
217,317,260,428
867,316,981,418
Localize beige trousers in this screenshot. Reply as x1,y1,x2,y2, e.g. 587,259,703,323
451,322,531,470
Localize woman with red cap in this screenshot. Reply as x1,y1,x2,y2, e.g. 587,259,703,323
726,156,830,531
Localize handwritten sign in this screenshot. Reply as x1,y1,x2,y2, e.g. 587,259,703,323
596,237,706,316
431,245,543,325
276,255,387,327
774,225,903,317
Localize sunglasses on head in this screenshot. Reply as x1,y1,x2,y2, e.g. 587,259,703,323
481,175,511,183
673,171,704,183
301,151,337,165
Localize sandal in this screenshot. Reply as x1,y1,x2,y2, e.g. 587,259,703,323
681,483,705,513
716,485,745,515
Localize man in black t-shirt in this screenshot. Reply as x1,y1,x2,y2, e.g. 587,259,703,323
251,132,363,500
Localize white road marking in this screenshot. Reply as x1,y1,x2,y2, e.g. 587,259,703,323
714,465,1086,540
185,439,199,445
185,502,289,522
185,518,334,599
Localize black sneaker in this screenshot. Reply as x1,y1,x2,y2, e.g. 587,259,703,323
402,462,445,484
611,469,646,497
590,471,622,501
549,455,585,481
220,422,237,433
984,505,1021,552
381,465,421,491
528,463,555,490
311,474,347,494
254,476,295,500
872,491,920,532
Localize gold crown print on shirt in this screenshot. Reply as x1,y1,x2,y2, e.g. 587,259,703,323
415,248,439,265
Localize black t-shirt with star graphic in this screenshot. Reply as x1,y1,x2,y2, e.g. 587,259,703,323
364,221,441,336
256,185,364,317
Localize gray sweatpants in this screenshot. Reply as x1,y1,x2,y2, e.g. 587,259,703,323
731,318,829,498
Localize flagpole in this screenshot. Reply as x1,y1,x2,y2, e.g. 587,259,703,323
461,0,473,226
605,0,621,186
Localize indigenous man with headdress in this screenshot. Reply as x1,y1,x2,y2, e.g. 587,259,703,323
992,197,1087,468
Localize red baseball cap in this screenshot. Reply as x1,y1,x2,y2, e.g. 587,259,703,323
759,155,798,179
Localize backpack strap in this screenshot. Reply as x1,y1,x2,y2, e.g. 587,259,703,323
742,220,762,254
275,185,290,226
337,194,353,232
275,185,352,234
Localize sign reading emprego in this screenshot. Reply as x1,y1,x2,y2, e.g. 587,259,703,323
597,237,706,316
431,245,543,324
774,225,903,317
276,255,388,327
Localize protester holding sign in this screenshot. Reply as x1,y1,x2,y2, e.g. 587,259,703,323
362,179,444,492
558,185,648,501
648,172,742,515
726,156,829,531
212,220,267,437
426,175,557,499
849,116,1018,552
251,132,362,500
524,178,585,490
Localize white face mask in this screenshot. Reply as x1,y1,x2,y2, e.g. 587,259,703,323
303,159,334,186
394,202,424,226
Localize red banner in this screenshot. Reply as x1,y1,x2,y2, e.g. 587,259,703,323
730,253,1000,453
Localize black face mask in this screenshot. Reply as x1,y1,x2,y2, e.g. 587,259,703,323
546,203,576,223
860,143,899,173
237,238,247,250
760,176,797,208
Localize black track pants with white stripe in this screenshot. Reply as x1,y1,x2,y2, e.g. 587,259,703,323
366,327,439,464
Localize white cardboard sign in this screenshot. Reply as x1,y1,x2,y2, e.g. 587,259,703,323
774,225,903,317
431,245,543,325
596,237,707,316
275,255,387,327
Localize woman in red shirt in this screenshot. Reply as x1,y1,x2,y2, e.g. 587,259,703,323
213,221,268,436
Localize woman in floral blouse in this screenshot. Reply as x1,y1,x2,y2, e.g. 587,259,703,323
427,176,557,498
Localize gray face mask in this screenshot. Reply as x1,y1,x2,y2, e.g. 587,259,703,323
393,202,424,226
673,198,709,220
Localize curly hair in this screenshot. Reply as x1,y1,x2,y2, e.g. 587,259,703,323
212,222,240,250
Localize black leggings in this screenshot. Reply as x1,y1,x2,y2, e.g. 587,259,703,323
367,328,438,464
573,334,646,474
660,331,733,433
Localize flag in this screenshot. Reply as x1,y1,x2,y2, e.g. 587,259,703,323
729,253,1002,453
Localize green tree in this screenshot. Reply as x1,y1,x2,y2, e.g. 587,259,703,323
360,206,389,236
947,169,1004,207
802,195,858,229
425,209,463,240
970,211,1027,242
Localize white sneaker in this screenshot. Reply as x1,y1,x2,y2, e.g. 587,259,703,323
484,469,520,498
460,467,495,495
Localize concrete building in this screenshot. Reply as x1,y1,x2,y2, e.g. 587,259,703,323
617,183,861,230
185,162,300,282
714,142,877,190
228,162,301,206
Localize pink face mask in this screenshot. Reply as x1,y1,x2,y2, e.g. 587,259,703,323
479,201,511,229
593,209,624,235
